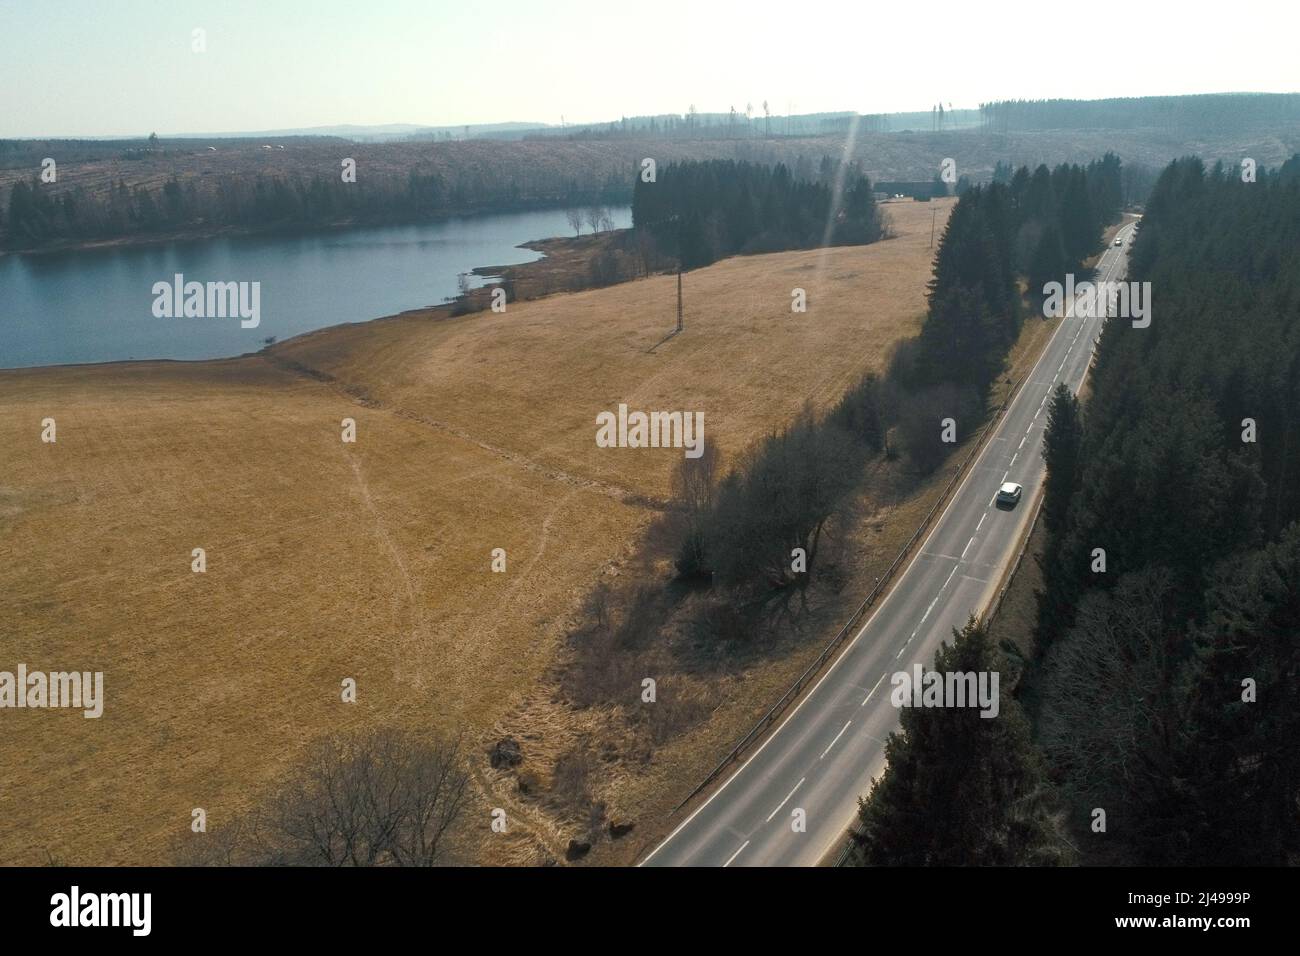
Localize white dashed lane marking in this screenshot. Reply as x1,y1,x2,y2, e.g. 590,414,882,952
820,721,852,760
766,778,805,823
723,841,750,867
861,672,887,707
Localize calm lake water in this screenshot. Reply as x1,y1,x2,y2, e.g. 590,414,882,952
0,206,630,369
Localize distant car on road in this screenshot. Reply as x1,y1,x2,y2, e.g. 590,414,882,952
1113,237,1123,246
996,481,1023,506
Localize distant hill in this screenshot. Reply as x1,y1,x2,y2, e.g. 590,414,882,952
978,92,1300,132
167,121,553,142
15,94,1296,146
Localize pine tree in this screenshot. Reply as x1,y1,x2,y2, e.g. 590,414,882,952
847,620,1072,866
1041,383,1082,536
1180,526,1300,864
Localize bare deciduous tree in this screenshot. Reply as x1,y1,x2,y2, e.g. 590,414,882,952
671,442,721,578
174,728,470,867
566,207,583,237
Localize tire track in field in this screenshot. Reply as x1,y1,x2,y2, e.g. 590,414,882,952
262,353,669,512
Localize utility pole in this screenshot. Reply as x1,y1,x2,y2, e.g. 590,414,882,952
930,206,937,249
676,267,683,332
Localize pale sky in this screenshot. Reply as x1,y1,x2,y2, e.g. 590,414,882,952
2,0,1297,138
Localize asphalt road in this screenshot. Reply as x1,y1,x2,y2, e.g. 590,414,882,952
642,222,1138,867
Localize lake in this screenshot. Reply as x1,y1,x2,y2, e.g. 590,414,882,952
0,206,631,369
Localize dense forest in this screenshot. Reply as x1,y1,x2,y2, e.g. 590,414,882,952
2,165,633,248
1030,155,1300,864
850,155,1300,866
893,153,1122,431
631,158,884,269
2,143,885,251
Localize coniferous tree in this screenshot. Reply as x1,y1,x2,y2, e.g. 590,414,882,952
1179,526,1300,864
847,620,1071,866
1040,383,1082,537
1022,154,1300,863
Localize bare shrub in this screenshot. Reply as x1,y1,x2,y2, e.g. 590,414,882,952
173,728,470,867
670,442,722,579
689,594,755,647
894,382,981,474
550,743,597,811
563,585,666,709
640,678,714,745
589,246,626,287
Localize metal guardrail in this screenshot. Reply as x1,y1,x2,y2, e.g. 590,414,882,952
672,367,1034,814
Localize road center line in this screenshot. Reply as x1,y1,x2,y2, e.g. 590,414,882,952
919,590,942,625
861,672,887,707
723,840,750,867
820,720,852,759
766,777,805,823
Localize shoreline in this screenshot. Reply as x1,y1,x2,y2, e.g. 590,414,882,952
0,201,628,258
0,218,377,258
0,228,635,374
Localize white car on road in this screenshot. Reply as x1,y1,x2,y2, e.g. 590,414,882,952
996,482,1023,506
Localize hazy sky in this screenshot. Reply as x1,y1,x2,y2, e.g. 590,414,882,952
3,0,1297,137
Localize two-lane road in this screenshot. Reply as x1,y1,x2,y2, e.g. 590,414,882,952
643,221,1137,867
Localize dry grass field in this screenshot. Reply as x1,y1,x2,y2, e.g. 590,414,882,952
0,198,951,865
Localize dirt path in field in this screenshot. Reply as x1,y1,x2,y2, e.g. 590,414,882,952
266,352,669,511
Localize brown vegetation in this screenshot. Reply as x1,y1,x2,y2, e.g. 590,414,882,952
0,199,955,865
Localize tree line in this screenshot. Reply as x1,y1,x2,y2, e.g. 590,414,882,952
632,158,884,270
671,155,1125,625
1028,155,1300,864
3,166,633,248
978,93,1300,133
899,154,1123,403
849,154,1300,866
532,108,866,142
